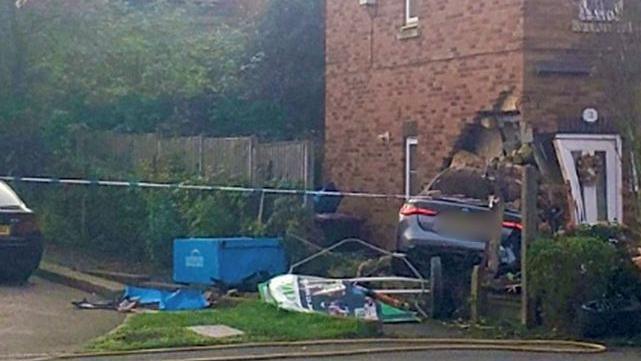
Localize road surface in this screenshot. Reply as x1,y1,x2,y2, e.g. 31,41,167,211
284,349,641,361
54,343,640,361
0,277,124,358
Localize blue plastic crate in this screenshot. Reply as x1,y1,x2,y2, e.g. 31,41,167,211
173,238,287,286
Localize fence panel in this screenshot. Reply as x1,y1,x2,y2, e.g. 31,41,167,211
78,132,314,187
202,137,252,181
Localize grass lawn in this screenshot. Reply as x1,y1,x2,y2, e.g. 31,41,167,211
87,299,380,352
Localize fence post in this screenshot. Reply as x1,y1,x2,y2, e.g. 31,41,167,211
154,133,161,174
470,265,481,324
303,140,315,207
248,137,258,186
486,195,505,278
198,134,204,177
521,165,538,327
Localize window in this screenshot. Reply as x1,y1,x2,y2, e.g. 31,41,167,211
0,181,25,208
405,137,419,198
405,0,418,25
579,0,623,22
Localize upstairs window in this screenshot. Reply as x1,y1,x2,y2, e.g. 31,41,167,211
406,0,418,25
579,0,623,22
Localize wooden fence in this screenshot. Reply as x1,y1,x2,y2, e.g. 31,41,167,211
76,132,315,188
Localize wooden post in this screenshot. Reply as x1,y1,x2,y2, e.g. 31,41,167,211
486,195,505,278
198,135,204,177
521,165,538,327
303,140,315,208
248,137,258,186
470,265,481,324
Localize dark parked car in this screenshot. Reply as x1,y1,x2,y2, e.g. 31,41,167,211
396,168,522,276
0,181,43,283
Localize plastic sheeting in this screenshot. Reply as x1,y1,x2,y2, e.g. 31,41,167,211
124,286,209,311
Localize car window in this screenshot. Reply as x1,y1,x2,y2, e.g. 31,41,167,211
0,181,25,208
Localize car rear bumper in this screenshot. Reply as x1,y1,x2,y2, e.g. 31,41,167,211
397,217,486,254
0,236,43,279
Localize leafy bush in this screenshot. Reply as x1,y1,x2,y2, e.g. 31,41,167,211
14,176,320,271
144,190,187,268
529,234,641,332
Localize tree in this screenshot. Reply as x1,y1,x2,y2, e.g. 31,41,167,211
238,0,325,139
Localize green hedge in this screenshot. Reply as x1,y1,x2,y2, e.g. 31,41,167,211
529,227,641,333
14,181,314,270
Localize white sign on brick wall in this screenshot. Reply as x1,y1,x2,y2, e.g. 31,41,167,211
579,0,623,22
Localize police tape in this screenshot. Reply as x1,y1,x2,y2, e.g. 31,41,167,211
0,176,408,200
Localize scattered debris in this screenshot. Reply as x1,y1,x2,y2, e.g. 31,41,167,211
73,285,210,312
188,325,245,339
123,286,210,311
259,274,420,323
72,298,117,311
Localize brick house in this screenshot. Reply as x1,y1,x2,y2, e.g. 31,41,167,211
324,0,637,247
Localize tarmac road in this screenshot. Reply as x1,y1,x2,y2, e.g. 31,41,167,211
0,276,124,358
283,348,641,361
49,342,639,361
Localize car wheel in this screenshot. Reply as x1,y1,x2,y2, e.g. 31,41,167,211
430,257,445,319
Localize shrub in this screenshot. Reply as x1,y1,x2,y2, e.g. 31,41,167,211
528,235,640,332
144,190,187,268
14,174,321,272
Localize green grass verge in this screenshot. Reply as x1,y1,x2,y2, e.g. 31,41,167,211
87,300,380,352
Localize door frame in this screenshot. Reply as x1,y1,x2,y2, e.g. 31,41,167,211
553,133,623,224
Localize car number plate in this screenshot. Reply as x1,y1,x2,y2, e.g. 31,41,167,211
0,225,10,236
437,214,490,239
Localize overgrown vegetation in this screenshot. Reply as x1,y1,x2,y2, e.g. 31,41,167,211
0,0,326,268
0,0,324,176
88,299,379,351
14,174,317,269
528,225,641,334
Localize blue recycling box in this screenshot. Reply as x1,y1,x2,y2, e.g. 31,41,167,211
173,238,287,286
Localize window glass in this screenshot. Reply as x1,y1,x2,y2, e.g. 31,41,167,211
406,138,419,198
0,182,24,207
406,0,418,24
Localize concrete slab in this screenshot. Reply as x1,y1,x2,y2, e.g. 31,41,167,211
188,325,245,339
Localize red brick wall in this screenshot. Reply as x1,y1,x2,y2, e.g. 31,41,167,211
522,0,637,224
325,0,638,246
324,0,525,247
522,0,608,132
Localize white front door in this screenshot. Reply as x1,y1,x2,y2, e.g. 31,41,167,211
554,134,623,225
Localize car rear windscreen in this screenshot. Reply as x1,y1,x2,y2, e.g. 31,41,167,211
0,182,25,208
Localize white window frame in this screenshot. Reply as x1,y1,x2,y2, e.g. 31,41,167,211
405,0,419,25
405,137,418,199
553,134,623,225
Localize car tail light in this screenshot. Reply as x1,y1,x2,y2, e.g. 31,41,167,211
12,215,40,236
399,204,439,217
502,221,523,231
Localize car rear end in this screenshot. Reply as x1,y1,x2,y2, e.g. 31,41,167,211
0,182,43,282
396,196,522,273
